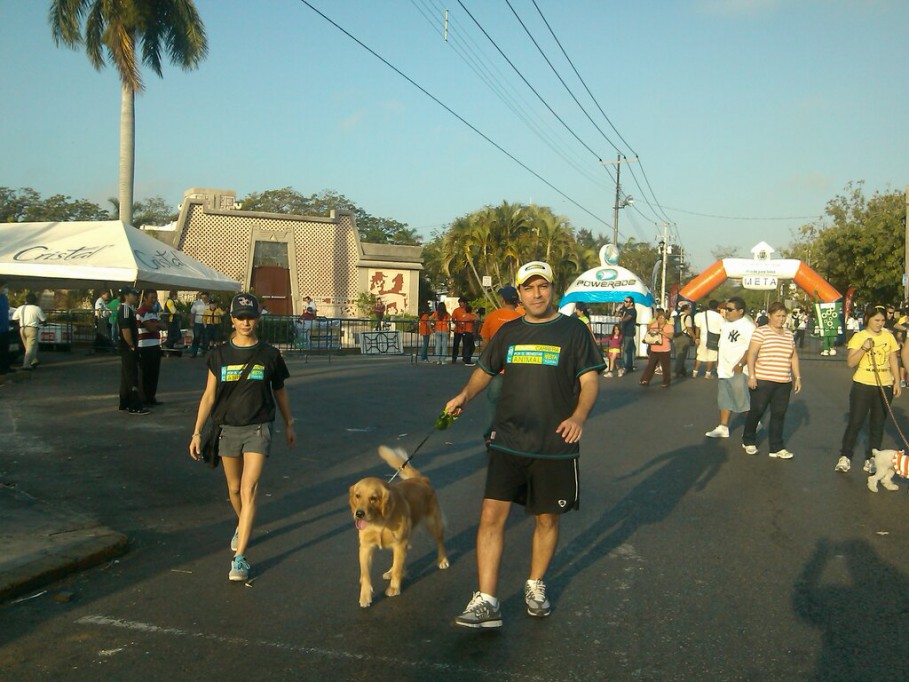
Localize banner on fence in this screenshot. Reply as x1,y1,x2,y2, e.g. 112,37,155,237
360,331,403,355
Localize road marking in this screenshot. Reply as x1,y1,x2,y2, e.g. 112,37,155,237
76,615,545,680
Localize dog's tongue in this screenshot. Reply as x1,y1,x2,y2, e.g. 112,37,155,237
355,518,367,531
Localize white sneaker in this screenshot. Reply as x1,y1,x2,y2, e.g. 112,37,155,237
820,350,829,356
828,348,836,356
834,456,850,472
691,370,698,378
706,425,729,438
769,449,794,459
705,372,713,379
862,459,876,474
742,444,758,455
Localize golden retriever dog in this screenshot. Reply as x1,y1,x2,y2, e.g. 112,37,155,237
349,445,449,607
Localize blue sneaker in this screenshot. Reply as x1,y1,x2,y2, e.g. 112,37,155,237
229,555,250,582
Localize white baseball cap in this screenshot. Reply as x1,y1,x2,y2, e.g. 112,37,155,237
515,261,554,286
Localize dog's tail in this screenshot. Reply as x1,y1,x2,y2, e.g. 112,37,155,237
378,445,423,479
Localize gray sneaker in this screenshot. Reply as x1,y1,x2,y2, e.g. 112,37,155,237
229,555,250,582
863,459,876,474
835,456,851,473
455,592,502,628
230,527,239,552
524,579,551,617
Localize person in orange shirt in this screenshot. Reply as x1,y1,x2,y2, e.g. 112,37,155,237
450,297,469,364
430,302,451,365
479,286,523,443
480,286,523,342
418,306,432,362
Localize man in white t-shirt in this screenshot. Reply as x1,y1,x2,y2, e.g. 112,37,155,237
705,297,756,439
693,299,724,378
189,292,209,358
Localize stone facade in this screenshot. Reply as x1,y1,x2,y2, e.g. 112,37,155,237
169,188,422,317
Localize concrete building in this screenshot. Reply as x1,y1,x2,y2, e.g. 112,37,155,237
165,188,422,317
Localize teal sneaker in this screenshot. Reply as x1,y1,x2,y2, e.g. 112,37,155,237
229,555,250,582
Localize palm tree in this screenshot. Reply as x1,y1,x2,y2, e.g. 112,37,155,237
50,0,207,225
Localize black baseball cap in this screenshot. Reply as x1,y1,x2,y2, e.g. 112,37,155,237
230,293,261,318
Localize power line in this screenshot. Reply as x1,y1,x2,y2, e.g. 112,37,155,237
658,205,823,221
418,4,609,188
529,0,676,227
454,0,610,169
503,0,622,155
294,0,612,228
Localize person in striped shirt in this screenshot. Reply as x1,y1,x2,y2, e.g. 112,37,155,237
742,301,802,459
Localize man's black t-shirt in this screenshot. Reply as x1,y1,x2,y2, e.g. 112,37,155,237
207,341,290,426
620,304,637,337
478,314,605,459
117,303,138,350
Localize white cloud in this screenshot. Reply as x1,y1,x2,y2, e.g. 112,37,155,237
339,110,365,131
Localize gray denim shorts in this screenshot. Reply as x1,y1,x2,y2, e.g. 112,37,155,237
717,373,750,413
218,423,272,458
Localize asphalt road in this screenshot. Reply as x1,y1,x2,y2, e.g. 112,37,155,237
1,349,907,681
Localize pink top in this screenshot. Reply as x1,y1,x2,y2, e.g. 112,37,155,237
648,322,673,353
607,334,623,350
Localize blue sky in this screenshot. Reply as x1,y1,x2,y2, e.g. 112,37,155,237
1,0,907,271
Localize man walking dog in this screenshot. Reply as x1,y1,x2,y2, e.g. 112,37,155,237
444,261,604,628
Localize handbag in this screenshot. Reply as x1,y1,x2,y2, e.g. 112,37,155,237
706,330,721,350
643,329,662,345
199,345,266,470
201,422,222,469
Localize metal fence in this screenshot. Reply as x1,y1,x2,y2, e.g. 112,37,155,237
33,311,426,355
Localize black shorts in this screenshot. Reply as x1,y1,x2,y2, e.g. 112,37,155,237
484,450,579,515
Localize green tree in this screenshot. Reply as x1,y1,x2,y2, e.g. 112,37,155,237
0,186,109,222
108,195,177,227
50,0,208,225
239,187,420,245
786,183,904,304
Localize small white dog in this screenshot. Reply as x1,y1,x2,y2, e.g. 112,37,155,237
867,448,909,492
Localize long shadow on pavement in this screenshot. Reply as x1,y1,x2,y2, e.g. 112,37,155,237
539,443,727,604
792,537,909,681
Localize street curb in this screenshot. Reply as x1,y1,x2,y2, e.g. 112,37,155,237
0,528,129,603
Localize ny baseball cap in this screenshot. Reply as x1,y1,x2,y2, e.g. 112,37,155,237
515,261,554,286
230,293,261,318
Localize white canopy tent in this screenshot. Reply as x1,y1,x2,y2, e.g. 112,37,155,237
0,220,241,291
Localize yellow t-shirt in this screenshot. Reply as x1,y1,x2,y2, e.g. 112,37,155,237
848,329,899,386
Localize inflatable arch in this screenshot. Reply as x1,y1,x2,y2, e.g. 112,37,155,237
679,242,841,303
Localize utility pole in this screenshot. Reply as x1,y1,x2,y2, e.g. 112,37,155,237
904,184,909,304
660,223,669,309
600,155,638,246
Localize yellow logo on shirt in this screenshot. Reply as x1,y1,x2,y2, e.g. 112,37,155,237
507,344,561,366
222,364,265,381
